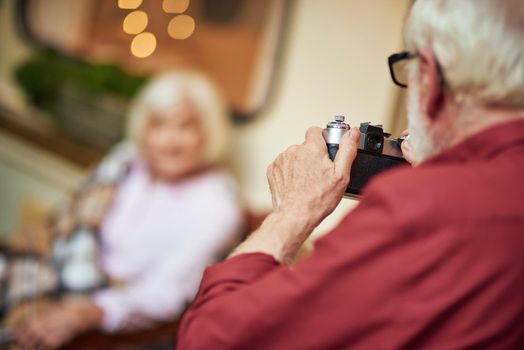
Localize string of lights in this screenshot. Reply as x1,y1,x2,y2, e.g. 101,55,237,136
118,0,196,58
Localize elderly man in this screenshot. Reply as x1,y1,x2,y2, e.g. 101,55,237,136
177,0,524,348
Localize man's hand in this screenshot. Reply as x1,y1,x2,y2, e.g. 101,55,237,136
16,297,103,350
230,126,360,264
267,127,360,228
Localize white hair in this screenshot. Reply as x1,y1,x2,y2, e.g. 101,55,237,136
404,0,524,110
127,71,230,165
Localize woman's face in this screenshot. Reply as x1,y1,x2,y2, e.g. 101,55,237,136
142,103,206,181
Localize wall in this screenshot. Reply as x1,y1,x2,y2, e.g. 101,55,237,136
0,0,411,236
0,129,84,235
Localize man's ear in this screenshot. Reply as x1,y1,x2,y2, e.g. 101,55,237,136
416,48,445,120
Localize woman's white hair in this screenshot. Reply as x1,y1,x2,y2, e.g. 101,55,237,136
404,0,524,110
127,71,230,165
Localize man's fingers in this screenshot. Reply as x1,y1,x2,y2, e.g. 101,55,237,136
333,128,360,177
401,138,417,166
304,125,359,177
304,127,326,149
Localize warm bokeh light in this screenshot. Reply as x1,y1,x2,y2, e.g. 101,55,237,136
162,0,190,14
118,0,143,10
130,32,157,58
168,15,195,40
123,11,148,35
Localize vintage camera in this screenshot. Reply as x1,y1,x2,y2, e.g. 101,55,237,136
323,115,408,198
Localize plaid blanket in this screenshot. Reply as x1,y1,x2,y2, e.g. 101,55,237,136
0,142,137,314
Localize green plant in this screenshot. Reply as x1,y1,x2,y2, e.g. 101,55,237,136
14,50,147,119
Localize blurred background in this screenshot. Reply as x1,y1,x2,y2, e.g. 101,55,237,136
0,0,410,238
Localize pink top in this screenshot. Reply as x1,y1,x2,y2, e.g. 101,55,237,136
93,163,243,332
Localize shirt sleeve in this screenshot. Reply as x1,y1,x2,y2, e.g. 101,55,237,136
177,183,412,350
93,183,244,332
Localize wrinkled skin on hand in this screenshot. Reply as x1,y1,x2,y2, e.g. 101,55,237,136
230,126,360,263
266,126,361,229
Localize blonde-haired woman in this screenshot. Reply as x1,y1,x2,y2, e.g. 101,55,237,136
16,71,244,349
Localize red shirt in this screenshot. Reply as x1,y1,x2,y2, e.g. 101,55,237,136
177,120,524,349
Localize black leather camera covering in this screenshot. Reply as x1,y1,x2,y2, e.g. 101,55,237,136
346,149,407,197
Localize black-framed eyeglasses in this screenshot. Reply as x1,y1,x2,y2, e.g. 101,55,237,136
388,51,417,88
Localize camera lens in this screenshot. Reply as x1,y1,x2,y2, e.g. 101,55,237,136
366,134,384,152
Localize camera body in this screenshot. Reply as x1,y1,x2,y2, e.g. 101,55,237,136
323,116,408,198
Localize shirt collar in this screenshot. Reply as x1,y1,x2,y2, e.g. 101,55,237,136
423,119,524,165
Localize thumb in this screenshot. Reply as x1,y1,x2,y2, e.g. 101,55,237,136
401,137,417,166
333,128,360,177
